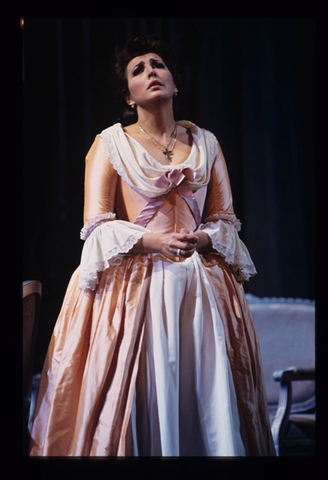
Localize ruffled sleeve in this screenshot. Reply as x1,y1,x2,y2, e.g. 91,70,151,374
198,140,257,283
79,136,150,291
79,219,150,290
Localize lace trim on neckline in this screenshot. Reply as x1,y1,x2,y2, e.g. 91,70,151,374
98,123,218,199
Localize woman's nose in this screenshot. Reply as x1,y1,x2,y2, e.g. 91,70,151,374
148,67,157,78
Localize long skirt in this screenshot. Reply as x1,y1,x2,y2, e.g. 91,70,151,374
29,252,275,456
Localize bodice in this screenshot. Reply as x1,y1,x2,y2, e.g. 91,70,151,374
115,176,198,233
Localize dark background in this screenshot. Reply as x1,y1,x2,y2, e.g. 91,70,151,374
22,18,315,373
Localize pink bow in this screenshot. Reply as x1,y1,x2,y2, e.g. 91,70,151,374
154,167,196,190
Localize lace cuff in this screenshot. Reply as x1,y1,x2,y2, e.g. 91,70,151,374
80,212,117,240
79,220,150,290
203,213,242,231
199,219,257,283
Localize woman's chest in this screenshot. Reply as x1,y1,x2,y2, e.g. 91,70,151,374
124,126,193,166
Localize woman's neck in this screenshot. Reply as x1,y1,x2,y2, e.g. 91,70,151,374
136,103,176,142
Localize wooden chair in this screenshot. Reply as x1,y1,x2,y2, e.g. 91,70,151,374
22,280,42,453
246,294,315,456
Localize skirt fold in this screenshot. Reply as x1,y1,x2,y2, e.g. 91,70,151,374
29,253,275,457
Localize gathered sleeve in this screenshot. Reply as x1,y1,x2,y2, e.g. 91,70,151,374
199,140,257,283
83,136,117,225
79,136,150,291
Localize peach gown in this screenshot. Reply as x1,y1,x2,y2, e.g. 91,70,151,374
29,121,276,456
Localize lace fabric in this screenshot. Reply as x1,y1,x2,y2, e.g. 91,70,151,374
79,219,150,290
199,218,257,283
78,233,144,291
80,212,117,240
203,213,242,232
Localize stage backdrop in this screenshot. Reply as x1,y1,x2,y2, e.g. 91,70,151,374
22,18,315,372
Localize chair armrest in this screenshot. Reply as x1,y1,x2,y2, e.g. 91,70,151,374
271,366,315,455
273,366,315,383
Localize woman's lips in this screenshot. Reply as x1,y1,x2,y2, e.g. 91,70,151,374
148,80,163,89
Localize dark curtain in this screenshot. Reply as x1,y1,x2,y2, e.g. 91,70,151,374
22,18,315,372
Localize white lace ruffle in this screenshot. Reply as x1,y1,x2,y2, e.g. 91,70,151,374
99,126,146,194
199,219,257,283
80,212,117,240
203,213,242,232
79,219,150,290
98,122,218,199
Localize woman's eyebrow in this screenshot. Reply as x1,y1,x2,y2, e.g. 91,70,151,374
131,60,144,72
131,57,163,72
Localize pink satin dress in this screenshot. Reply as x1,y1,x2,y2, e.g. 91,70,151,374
29,121,276,457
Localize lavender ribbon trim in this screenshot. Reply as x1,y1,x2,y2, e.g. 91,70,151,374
133,194,167,227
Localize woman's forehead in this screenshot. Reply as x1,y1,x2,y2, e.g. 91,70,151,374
127,52,165,71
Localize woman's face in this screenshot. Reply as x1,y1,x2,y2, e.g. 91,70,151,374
125,52,177,109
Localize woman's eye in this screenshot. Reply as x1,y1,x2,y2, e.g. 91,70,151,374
131,61,165,77
132,65,143,76
153,62,165,69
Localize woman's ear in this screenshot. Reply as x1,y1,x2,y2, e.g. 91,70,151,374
125,94,136,108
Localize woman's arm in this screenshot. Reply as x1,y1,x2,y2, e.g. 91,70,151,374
198,139,257,282
204,141,236,222
83,136,118,224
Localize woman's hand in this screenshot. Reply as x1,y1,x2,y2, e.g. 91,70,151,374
194,230,212,252
130,228,211,258
159,229,198,258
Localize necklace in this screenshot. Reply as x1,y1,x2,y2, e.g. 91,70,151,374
137,122,178,162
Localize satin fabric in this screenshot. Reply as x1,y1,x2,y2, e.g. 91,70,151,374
134,168,202,228
29,121,275,456
129,254,245,456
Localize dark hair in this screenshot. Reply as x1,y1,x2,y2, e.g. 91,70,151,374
112,34,182,126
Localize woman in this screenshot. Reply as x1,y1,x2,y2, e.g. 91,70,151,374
29,35,276,456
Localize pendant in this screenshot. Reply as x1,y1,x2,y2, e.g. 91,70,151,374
163,147,173,161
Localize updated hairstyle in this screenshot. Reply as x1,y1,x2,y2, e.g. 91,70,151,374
112,34,182,125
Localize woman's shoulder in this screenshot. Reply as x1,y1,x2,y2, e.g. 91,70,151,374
177,120,216,138
177,121,219,165
99,123,123,137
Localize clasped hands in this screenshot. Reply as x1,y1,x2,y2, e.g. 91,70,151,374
132,228,211,258
160,228,210,258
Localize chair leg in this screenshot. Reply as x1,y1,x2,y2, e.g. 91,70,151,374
23,396,31,455
28,373,42,434
271,380,292,456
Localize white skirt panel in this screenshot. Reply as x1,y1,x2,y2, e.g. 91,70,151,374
130,253,246,456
